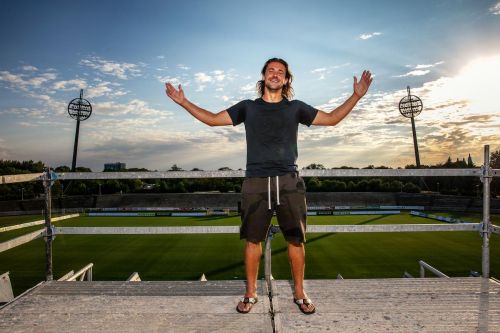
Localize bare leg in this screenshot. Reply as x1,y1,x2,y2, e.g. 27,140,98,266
237,240,261,312
288,242,315,313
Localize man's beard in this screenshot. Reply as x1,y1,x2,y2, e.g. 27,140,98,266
265,81,284,92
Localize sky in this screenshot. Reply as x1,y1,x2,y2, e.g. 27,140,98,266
0,0,499,172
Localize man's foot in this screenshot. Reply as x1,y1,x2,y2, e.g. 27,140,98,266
236,296,258,314
293,298,316,314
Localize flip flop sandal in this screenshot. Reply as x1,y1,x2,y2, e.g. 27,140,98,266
236,297,258,314
294,298,316,315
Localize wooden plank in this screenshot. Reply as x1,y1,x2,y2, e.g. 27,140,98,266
0,229,44,253
0,280,272,333
273,278,500,333
2,278,499,332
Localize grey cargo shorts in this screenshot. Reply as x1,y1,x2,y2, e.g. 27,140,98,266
240,172,307,243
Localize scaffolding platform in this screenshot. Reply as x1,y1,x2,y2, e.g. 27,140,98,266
1,277,499,332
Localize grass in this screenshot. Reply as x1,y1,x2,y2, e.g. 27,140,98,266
0,212,499,296
0,215,46,227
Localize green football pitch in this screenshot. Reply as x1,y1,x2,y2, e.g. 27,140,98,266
1,212,499,296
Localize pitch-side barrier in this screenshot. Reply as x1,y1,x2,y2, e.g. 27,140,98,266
0,145,498,282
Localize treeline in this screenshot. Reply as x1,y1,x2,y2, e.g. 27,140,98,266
0,160,45,201
0,151,499,201
302,156,486,196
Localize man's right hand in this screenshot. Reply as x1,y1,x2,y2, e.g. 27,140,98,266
165,83,185,105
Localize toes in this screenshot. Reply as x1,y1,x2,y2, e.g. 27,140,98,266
301,303,315,313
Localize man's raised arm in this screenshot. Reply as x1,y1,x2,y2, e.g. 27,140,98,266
312,70,373,126
165,83,232,127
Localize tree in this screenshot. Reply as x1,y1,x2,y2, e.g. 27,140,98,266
169,164,183,171
491,150,500,196
306,177,322,191
403,182,420,193
55,166,71,172
491,150,500,169
304,163,326,170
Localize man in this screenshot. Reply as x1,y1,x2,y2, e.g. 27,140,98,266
165,58,372,315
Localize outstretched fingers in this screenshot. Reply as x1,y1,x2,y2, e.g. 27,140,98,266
353,70,373,98
165,82,175,96
362,70,373,85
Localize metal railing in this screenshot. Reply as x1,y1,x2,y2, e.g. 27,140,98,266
64,263,93,282
419,260,449,278
0,145,498,282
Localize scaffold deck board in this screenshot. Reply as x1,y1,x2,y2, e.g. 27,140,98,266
1,278,499,332
273,278,500,333
0,280,271,333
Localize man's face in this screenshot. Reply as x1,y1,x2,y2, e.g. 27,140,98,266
263,61,287,92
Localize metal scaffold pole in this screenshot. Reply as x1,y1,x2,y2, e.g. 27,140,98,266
264,226,280,290
481,145,492,278
43,168,53,281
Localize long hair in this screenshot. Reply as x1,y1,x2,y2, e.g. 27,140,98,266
256,58,294,99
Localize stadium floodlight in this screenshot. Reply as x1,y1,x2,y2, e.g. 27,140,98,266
399,86,423,168
68,89,92,172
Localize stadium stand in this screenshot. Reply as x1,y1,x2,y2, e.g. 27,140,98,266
0,192,498,214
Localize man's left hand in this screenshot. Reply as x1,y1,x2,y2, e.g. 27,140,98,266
353,70,373,98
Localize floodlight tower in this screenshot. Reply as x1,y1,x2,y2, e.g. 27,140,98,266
68,89,92,171
399,86,423,168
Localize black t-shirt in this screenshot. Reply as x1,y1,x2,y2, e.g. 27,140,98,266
227,98,318,177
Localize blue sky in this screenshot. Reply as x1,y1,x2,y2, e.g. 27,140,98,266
0,0,499,171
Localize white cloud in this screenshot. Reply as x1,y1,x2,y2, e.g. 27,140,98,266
0,70,57,91
359,32,382,40
87,83,111,98
177,64,191,70
303,55,500,168
394,61,443,78
490,2,500,15
22,65,38,71
81,81,126,98
310,63,350,80
414,61,444,69
79,56,142,80
0,137,10,159
311,68,327,74
196,85,206,92
157,55,165,59
211,70,225,81
394,69,430,77
0,71,25,86
28,73,57,87
157,75,187,86
311,67,327,79
240,83,254,92
195,72,213,83
53,79,87,91
18,121,37,127
96,99,170,118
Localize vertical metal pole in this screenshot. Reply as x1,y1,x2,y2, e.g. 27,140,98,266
43,169,53,281
407,87,421,168
71,119,80,172
264,226,280,289
71,89,84,172
264,231,272,288
410,117,421,168
481,145,491,278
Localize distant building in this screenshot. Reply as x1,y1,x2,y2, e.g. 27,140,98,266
104,162,126,171
467,154,474,167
